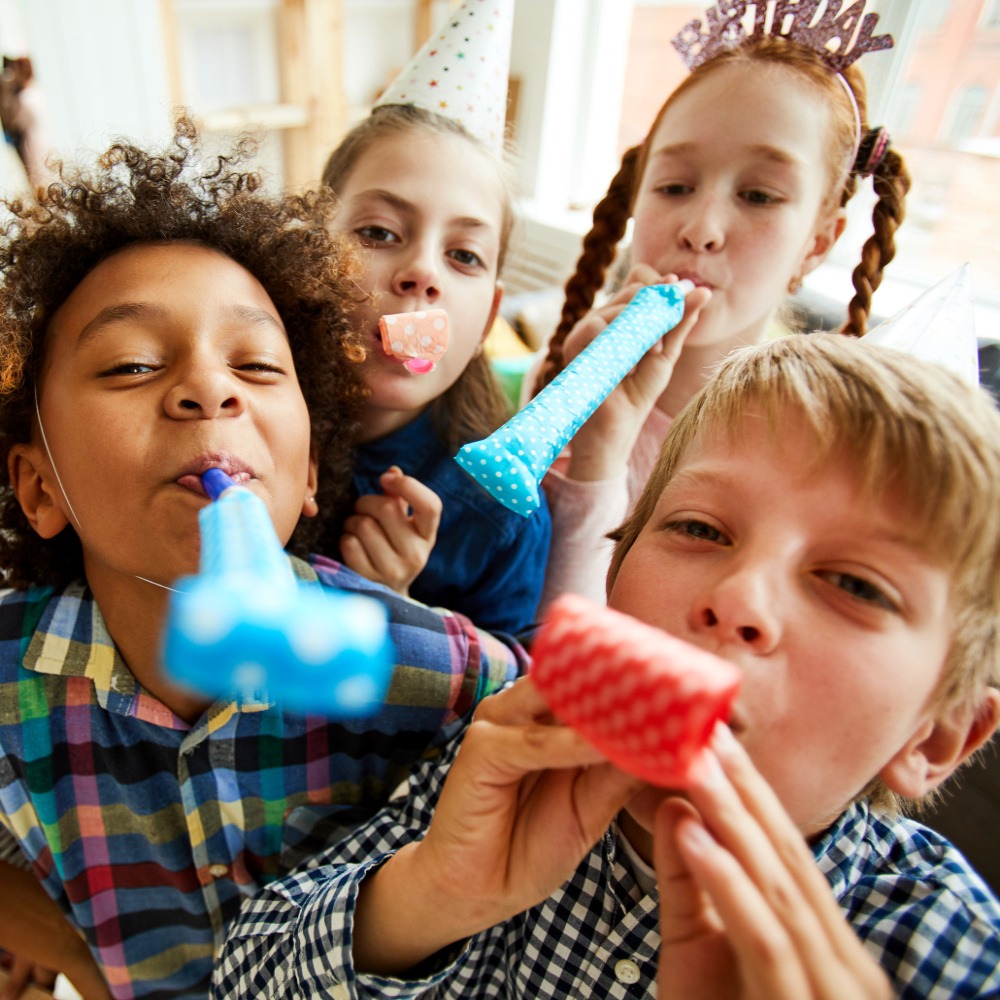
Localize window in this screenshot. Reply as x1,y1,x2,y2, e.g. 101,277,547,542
522,0,1000,332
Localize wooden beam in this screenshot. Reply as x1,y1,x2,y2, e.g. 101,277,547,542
277,0,348,191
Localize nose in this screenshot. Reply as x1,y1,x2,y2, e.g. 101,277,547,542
164,362,245,420
391,243,441,302
677,195,726,253
689,559,781,654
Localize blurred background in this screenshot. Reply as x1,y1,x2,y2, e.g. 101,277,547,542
0,0,997,335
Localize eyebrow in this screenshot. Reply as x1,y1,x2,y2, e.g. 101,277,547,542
649,142,802,167
74,301,285,350
349,187,496,233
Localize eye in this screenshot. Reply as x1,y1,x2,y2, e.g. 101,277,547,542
741,189,780,205
819,571,898,612
355,225,398,246
663,518,728,544
98,361,158,377
448,248,485,268
656,183,692,197
234,359,288,381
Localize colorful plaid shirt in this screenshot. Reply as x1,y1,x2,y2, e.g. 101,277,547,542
213,718,1000,1000
0,555,524,1000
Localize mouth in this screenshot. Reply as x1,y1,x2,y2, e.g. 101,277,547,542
174,455,254,497
670,270,715,292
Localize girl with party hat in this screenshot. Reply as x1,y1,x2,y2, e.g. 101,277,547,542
532,1,911,613
322,0,559,639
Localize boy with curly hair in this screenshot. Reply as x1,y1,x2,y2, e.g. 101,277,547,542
0,119,524,1000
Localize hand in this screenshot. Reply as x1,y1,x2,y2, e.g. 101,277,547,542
0,864,110,1000
339,467,442,595
0,956,56,999
352,677,645,974
654,724,892,1000
563,267,711,482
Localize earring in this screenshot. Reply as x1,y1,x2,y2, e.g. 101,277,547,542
307,496,316,503
787,276,802,295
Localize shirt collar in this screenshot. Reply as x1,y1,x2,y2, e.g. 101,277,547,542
355,409,440,474
21,556,321,724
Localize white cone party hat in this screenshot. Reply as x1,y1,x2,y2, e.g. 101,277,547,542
864,264,979,385
374,0,515,151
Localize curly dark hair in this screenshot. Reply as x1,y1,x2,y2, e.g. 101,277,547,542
0,116,369,589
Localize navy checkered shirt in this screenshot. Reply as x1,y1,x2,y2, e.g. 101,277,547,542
213,719,1000,999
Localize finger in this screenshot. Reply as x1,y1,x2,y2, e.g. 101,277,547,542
687,730,880,998
339,528,384,583
654,797,720,940
473,676,561,726
674,814,817,999
0,959,29,1000
379,469,443,542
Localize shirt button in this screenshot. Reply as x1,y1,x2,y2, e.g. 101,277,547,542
614,958,641,985
208,863,229,879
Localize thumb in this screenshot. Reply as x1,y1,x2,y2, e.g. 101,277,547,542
655,797,711,943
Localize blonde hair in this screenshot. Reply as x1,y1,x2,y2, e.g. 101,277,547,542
322,104,515,451
609,334,1000,813
533,36,911,394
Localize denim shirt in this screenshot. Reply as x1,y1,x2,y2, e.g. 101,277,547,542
353,410,552,638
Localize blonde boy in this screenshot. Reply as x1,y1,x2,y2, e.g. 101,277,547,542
214,334,1000,999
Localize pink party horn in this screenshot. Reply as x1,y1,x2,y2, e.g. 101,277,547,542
379,308,449,374
455,281,693,515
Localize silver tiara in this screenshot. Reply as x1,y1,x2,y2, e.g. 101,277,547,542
672,1,893,73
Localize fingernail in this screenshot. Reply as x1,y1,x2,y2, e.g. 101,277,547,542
679,818,714,853
711,720,739,755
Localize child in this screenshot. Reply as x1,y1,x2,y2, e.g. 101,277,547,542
212,332,1000,999
532,3,910,611
0,118,525,1000
321,0,553,639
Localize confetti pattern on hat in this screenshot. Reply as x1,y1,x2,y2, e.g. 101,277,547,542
531,594,741,788
374,0,515,151
455,282,691,515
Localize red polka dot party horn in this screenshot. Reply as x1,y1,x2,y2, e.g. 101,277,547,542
530,594,741,787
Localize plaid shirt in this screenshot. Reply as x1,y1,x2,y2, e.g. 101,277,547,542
214,717,1000,1000
0,555,524,1000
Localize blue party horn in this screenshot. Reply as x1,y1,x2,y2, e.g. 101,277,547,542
163,469,394,717
455,281,693,515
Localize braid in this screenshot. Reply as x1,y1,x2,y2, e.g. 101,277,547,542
843,147,911,337
531,146,640,395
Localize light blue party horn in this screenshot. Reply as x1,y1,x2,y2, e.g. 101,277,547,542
163,469,394,717
455,280,693,515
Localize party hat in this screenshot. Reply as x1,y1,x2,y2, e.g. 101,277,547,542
374,0,515,151
864,264,979,385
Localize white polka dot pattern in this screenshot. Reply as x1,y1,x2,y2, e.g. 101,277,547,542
529,594,741,787
455,282,690,515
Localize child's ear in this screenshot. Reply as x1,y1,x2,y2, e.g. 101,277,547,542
8,442,70,539
879,688,1000,800
799,209,847,279
480,282,504,344
301,454,320,519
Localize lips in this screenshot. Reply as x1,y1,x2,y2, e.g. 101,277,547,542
175,456,254,496
670,270,714,291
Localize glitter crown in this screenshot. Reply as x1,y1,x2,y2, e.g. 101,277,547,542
672,1,893,73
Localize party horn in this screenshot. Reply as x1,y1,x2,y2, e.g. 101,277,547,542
455,281,693,515
163,469,394,716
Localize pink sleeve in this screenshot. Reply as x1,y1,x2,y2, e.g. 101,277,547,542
537,467,629,615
